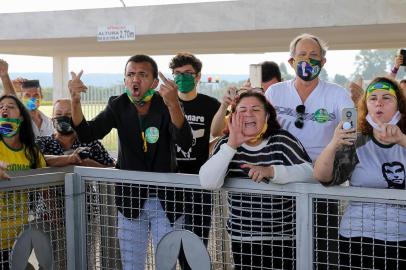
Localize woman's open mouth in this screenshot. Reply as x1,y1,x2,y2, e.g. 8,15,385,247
244,122,257,128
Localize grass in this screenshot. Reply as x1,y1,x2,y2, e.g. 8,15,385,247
41,104,119,154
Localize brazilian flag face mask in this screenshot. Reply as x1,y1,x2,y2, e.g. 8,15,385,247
125,88,155,106
0,117,22,138
293,57,322,82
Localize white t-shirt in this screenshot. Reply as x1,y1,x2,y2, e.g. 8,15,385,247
330,135,406,241
265,79,353,162
32,110,53,137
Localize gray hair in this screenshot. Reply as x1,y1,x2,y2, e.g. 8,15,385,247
52,98,71,116
289,33,328,58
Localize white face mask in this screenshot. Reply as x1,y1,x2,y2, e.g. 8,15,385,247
366,111,401,131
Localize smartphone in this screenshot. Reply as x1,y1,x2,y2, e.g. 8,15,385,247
249,64,262,89
21,80,40,89
79,151,90,160
341,108,357,131
158,71,169,83
78,147,90,160
400,49,406,66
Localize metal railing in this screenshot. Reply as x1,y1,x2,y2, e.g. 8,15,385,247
2,167,406,269
0,167,70,270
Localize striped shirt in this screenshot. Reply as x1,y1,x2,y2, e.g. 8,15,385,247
209,129,312,241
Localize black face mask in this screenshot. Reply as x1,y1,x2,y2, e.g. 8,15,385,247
53,116,74,135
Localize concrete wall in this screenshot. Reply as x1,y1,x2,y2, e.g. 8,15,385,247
0,0,405,56
1,0,405,98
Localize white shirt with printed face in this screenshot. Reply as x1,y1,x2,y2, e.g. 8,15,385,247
333,136,406,241
265,79,354,162
32,110,54,137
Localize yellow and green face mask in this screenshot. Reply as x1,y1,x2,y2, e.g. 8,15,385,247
22,97,41,111
366,81,397,98
125,88,155,106
0,117,22,138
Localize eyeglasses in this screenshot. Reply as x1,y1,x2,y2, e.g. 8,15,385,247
173,71,196,77
295,105,305,129
126,72,149,80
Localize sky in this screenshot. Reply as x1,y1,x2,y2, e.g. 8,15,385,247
0,50,360,79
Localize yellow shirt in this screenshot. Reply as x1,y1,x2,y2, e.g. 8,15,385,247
0,139,46,249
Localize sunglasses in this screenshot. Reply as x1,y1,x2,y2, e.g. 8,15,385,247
295,105,305,129
236,87,264,96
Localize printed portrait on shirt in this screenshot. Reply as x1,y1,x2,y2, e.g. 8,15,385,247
382,161,406,189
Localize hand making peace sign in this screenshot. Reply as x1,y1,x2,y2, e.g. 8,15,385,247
68,70,88,103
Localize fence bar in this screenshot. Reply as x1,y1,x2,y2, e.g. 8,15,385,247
296,193,312,270
65,172,87,270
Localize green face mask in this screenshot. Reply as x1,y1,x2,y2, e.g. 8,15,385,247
174,73,196,93
125,88,155,106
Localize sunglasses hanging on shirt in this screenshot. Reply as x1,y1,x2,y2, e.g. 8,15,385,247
295,105,306,129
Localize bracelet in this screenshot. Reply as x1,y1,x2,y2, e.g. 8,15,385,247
391,66,399,74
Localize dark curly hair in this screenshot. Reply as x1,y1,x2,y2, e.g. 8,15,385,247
358,76,406,135
169,52,202,74
0,95,42,169
230,91,281,138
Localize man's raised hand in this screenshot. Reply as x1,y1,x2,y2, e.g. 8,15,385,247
158,72,180,109
68,70,88,103
0,59,10,78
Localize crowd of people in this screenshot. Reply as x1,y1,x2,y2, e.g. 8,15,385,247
0,33,406,269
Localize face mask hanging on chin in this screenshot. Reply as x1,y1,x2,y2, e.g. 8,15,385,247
0,117,22,138
366,111,401,131
125,88,155,106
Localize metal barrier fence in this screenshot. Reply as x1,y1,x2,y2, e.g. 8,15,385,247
0,168,69,270
68,167,406,270
2,167,406,269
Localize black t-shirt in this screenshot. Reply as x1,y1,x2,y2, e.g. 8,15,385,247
177,93,220,174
